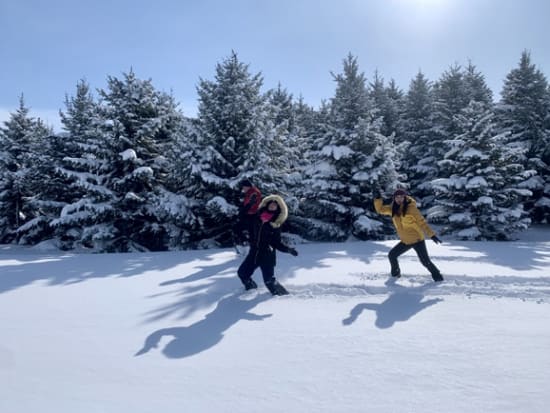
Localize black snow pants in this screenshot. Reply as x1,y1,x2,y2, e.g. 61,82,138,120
388,240,442,281
237,252,276,287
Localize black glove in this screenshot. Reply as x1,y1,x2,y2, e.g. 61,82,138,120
431,235,442,244
289,248,298,257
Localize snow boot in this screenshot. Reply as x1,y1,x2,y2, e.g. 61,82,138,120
391,269,401,278
432,273,444,282
243,279,258,291
266,281,289,296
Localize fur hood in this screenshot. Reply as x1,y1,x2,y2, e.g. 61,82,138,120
259,194,288,228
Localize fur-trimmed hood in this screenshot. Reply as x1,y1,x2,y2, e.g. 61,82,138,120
258,194,288,228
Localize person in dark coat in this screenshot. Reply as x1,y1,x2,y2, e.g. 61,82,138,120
374,188,444,282
234,179,262,244
237,194,298,295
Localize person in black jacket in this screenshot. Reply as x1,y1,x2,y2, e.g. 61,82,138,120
237,194,298,296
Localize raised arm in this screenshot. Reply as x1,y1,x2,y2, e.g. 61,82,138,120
374,198,392,216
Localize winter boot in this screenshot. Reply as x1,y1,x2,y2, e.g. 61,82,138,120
243,279,258,291
266,281,289,296
432,273,444,282
390,268,401,278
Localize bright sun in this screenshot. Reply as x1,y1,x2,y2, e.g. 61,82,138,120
409,0,448,6
395,0,454,27
396,0,452,10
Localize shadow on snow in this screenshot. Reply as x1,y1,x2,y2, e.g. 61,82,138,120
342,281,443,328
135,292,271,358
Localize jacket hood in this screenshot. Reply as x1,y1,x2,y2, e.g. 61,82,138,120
259,194,288,228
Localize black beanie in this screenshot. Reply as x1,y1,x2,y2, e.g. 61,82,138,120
240,179,253,188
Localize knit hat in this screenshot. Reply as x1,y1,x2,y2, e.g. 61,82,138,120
393,188,407,197
240,179,253,188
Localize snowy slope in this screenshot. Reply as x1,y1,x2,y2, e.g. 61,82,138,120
1,230,549,413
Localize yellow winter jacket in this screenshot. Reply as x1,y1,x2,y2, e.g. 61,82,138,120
374,196,436,245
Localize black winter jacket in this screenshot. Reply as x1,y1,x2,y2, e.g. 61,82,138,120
248,215,293,267
246,194,292,267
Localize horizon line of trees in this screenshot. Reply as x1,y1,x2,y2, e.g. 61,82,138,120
1,49,549,252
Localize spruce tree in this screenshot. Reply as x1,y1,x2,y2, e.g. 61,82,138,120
400,71,437,199
385,78,405,141
192,52,274,247
45,80,105,249
463,61,493,108
54,72,183,251
292,95,318,168
369,71,404,139
264,83,301,181
0,96,52,243
426,63,494,210
15,126,68,246
433,64,470,137
160,118,203,249
266,82,296,133
299,54,400,241
428,102,531,239
498,51,550,223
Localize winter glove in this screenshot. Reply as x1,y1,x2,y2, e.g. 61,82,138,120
289,248,299,257
431,235,442,244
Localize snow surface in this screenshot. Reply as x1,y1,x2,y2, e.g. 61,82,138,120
1,227,550,413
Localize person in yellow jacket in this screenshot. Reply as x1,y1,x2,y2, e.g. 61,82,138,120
374,188,443,282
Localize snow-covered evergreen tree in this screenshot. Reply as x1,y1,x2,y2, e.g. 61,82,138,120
159,117,203,249
497,50,550,223
0,96,52,243
266,82,296,133
433,64,470,137
428,102,532,240
385,78,405,140
463,61,493,108
38,80,105,249
292,95,318,169
399,71,437,200
369,71,404,139
264,83,302,181
14,129,74,245
299,54,401,241
53,71,183,251
192,52,287,247
425,63,494,210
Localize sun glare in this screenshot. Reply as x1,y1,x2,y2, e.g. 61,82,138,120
414,0,445,5
390,0,455,31
393,0,452,11
404,0,449,6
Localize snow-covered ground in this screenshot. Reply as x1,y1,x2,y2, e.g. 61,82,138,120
1,227,549,412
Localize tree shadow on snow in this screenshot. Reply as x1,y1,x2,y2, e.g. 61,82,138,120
342,282,443,329
443,241,550,272
159,260,239,287
135,292,271,358
0,248,240,296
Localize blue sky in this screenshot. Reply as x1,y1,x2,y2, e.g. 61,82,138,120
1,0,549,131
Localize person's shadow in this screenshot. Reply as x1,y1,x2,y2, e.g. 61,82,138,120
135,292,271,358
342,284,443,329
